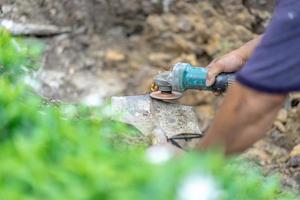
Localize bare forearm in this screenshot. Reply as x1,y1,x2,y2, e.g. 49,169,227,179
206,35,263,86
235,35,263,62
197,83,286,154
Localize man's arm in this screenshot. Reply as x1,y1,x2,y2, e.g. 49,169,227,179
197,83,286,154
196,0,300,154
206,35,262,87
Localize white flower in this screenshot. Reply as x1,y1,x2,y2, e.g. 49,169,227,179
177,173,221,200
82,94,103,107
146,145,173,164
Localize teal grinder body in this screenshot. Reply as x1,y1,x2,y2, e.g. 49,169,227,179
170,63,235,93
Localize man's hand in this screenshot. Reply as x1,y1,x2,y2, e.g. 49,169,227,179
206,50,245,87
206,35,262,87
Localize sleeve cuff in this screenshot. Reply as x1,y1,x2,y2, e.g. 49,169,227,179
236,74,291,94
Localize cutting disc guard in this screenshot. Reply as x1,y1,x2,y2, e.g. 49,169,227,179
150,91,182,100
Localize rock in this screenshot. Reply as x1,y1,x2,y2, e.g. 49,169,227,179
105,50,126,62
172,35,196,52
287,155,300,168
276,108,288,123
243,139,289,165
177,17,192,32
204,34,221,55
281,175,300,190
71,71,126,104
1,4,14,14
111,95,203,138
289,93,300,108
243,147,270,165
178,90,215,106
37,70,65,90
171,54,198,66
273,121,286,133
149,52,172,66
287,144,300,168
290,144,300,157
0,19,71,36
290,93,300,99
146,15,166,32
196,105,215,119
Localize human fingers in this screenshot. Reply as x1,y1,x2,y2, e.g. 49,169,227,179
206,59,225,87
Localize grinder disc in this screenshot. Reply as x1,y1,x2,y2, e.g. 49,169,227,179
150,91,182,100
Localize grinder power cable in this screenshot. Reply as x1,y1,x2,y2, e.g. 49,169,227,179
150,62,235,101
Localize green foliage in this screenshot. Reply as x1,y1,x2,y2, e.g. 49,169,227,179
0,30,297,200
0,29,43,79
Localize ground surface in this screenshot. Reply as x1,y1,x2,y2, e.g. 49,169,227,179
1,0,300,193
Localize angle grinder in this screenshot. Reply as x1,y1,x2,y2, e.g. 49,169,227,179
150,62,235,100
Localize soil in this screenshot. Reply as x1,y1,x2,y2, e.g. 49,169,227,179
1,0,300,193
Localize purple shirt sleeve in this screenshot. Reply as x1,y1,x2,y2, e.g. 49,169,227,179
236,0,300,93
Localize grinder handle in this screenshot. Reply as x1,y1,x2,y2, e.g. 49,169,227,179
210,72,235,92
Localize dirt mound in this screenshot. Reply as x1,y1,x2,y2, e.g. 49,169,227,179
1,0,274,101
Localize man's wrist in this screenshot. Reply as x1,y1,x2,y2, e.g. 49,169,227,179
231,49,247,66
237,35,263,61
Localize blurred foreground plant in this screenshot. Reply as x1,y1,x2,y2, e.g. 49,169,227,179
0,29,43,79
0,30,297,200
